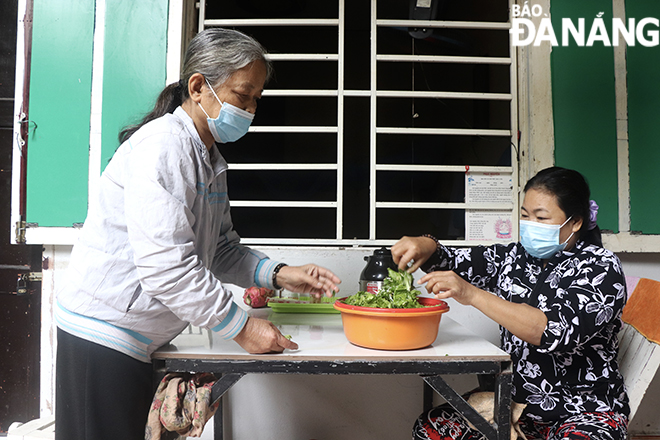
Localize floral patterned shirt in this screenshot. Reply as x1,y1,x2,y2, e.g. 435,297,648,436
422,239,630,422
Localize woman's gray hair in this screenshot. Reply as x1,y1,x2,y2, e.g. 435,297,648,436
181,28,273,90
118,28,271,144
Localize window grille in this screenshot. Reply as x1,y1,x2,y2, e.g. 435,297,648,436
197,0,518,247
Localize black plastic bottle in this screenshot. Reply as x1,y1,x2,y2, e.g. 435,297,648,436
359,247,398,293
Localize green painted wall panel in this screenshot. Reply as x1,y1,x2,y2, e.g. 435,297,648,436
551,0,619,233
627,0,660,234
26,0,94,226
100,0,169,169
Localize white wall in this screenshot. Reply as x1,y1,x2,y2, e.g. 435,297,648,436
619,253,660,281
40,246,660,438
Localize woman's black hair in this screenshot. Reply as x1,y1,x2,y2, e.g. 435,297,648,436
118,28,272,144
524,166,602,247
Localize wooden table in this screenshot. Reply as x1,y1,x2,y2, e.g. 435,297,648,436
152,311,512,440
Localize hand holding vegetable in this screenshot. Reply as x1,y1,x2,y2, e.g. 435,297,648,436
233,316,298,353
391,235,437,273
419,270,479,306
275,264,341,298
420,270,547,346
344,268,426,309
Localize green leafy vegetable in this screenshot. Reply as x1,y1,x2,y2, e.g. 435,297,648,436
344,268,427,308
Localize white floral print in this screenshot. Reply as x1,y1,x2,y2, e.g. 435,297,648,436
524,379,560,411
422,240,630,421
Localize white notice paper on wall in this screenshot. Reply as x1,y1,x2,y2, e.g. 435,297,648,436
465,172,513,242
466,211,513,241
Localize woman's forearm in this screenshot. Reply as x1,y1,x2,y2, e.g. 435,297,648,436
420,270,547,345
470,286,547,346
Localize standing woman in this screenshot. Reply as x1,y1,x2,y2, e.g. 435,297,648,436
55,28,340,440
392,167,629,440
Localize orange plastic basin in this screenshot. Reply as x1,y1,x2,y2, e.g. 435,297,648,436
333,297,450,350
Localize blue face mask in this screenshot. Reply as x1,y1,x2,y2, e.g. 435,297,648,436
520,216,574,259
198,79,254,143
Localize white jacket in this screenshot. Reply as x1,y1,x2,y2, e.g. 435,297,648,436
56,107,280,362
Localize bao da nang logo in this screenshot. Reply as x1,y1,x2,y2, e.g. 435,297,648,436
510,2,659,47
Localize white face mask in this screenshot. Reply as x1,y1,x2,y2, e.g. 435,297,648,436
198,78,254,143
520,216,574,259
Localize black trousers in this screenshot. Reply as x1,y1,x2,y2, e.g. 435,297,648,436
55,329,154,440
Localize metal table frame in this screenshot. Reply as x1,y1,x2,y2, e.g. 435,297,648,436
153,352,512,440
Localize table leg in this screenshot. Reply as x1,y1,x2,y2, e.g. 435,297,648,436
210,373,245,405
493,363,513,440
214,398,223,440
423,381,434,413
423,375,497,440
210,373,244,440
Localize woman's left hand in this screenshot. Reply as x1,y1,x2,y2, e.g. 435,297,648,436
276,264,341,297
422,270,547,345
419,270,479,306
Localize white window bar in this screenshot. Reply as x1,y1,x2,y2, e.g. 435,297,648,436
336,0,346,241
229,164,338,171
509,0,520,243
230,201,337,208
263,90,339,97
378,90,513,100
264,91,387,98
376,128,511,136
203,18,340,27
377,202,514,210
248,126,339,133
375,165,514,173
377,55,512,65
376,19,511,30
266,54,339,61
369,0,378,241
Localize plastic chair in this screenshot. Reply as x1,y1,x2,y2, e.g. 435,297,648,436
618,277,660,421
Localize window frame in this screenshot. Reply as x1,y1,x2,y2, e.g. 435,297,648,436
197,0,520,248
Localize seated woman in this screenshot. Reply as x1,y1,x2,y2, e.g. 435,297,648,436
392,167,629,440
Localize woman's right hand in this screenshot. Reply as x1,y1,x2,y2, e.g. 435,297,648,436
233,317,298,353
391,235,437,273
